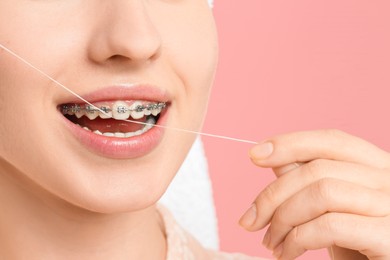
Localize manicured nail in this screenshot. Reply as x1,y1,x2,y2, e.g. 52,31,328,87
239,204,257,228
273,243,283,259
262,229,271,248
250,142,274,160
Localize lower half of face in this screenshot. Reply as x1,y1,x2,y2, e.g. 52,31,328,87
0,0,218,214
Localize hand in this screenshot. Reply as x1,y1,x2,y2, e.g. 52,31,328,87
239,130,390,260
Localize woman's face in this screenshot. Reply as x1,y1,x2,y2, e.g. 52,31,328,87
0,1,218,213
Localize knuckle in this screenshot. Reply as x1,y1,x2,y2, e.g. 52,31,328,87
290,226,302,245
321,213,342,235
259,184,278,206
273,206,290,227
303,159,328,180
313,178,336,202
360,217,390,254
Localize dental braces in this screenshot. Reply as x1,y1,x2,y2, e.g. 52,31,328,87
61,102,167,114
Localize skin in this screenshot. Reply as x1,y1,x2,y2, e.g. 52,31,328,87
0,0,218,259
241,129,390,259
2,1,388,259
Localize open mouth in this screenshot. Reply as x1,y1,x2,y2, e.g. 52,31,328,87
59,100,167,138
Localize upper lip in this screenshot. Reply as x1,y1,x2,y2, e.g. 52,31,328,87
57,84,172,105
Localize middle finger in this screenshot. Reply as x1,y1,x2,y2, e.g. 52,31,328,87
241,159,387,231
266,178,390,250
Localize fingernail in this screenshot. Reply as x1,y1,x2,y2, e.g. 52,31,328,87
273,243,283,259
239,204,257,228
262,229,271,248
250,142,274,160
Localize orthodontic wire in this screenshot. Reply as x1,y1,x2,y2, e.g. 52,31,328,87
0,43,258,145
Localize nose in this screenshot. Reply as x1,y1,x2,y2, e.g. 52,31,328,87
87,1,162,65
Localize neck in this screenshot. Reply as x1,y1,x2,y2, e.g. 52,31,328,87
0,162,166,260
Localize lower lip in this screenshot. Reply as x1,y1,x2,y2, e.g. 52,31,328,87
62,111,168,159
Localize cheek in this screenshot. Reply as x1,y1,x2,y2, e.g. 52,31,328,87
162,10,218,129
173,16,218,94
0,60,24,158
0,52,57,182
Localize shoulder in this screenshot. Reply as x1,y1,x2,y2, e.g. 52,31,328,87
157,205,268,260
207,251,268,260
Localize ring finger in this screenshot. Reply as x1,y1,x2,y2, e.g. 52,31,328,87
266,178,390,250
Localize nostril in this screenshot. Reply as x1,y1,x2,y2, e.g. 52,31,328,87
87,5,162,65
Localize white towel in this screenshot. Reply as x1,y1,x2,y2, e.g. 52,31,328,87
159,137,219,250
160,0,217,250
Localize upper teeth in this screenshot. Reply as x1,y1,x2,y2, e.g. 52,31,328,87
61,101,166,120
112,101,130,120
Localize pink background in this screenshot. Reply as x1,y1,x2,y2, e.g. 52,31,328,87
203,0,390,259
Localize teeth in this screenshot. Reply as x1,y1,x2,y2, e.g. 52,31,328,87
125,132,135,138
85,105,99,120
73,109,158,138
75,105,83,118
152,107,162,116
89,116,157,138
130,101,144,119
114,132,126,138
93,130,103,135
98,106,112,119
144,109,152,116
112,101,130,120
144,104,154,116
61,105,72,115
86,113,99,120
62,101,165,121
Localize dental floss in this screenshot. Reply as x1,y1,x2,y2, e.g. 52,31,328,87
1,42,342,259
0,43,258,145
0,44,339,260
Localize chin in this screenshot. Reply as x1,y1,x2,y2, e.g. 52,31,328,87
73,189,163,215
51,176,167,214
47,149,188,215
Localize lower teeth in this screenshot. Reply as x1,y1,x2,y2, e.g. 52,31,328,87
77,117,156,138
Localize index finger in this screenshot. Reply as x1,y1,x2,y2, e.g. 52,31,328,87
249,129,390,169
